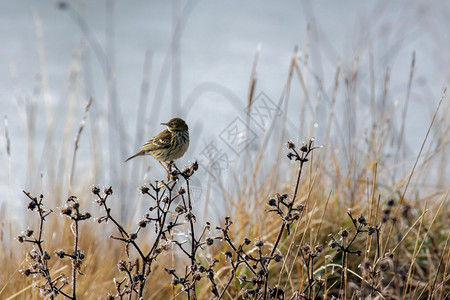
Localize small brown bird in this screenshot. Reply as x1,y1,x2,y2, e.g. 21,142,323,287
124,117,189,166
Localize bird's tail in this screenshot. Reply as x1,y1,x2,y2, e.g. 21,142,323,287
124,150,145,162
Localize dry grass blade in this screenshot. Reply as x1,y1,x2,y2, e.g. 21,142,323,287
69,97,93,194
429,233,450,299
3,116,12,231
384,87,447,255
402,189,449,298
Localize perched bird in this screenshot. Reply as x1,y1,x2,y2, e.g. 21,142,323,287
124,117,189,166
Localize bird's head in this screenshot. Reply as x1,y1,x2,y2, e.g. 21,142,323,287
162,117,188,132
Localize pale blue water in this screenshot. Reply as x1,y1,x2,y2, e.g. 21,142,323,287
0,0,449,222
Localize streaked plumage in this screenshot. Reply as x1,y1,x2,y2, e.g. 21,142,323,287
125,117,189,163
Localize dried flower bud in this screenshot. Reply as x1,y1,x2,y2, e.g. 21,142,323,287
368,226,375,235
244,238,251,245
287,152,295,160
193,273,201,281
191,264,198,272
341,229,349,238
96,216,106,223
104,186,113,195
280,194,288,201
77,212,91,220
301,245,311,254
274,253,283,262
78,250,85,260
358,215,367,226
140,186,149,194
224,251,233,258
175,204,185,214
182,166,190,174
133,273,144,282
91,186,100,195
300,145,308,152
178,187,186,195
23,269,32,276
61,207,72,216
27,201,37,211
72,201,80,209
129,233,138,240
287,141,296,149
55,250,66,258
270,287,285,298
192,161,199,171
117,260,127,272
387,199,395,207
255,239,264,247
17,235,25,243
329,240,338,249
206,238,214,246
105,294,115,300
138,220,147,228
185,211,196,222
43,251,51,260
315,244,323,253
268,198,276,206
165,268,176,275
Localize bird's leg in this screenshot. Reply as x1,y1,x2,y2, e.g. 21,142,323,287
158,160,170,176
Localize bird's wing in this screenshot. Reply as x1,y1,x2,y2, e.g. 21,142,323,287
140,129,172,151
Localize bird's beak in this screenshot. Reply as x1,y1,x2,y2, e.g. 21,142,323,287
161,122,168,126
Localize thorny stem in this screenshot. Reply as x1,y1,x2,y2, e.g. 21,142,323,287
72,209,79,300
340,238,347,300
186,179,197,299
23,192,56,298
375,226,381,261
94,161,200,299
22,191,74,299
222,231,257,276
263,141,317,299
145,189,174,262
97,191,147,262
269,158,303,258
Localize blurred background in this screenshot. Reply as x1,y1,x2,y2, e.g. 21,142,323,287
1,0,449,222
